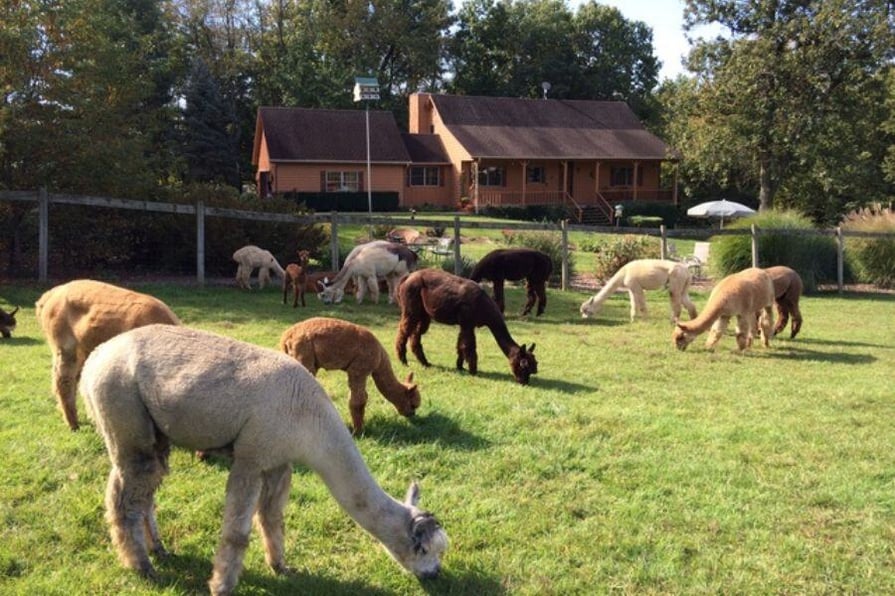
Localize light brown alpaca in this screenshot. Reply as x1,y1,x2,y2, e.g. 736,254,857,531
35,279,180,430
282,250,311,308
279,317,420,435
672,267,775,352
764,265,804,339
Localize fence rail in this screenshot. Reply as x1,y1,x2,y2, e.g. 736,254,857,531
2,189,893,292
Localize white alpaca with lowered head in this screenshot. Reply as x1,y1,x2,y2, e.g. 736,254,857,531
79,324,447,595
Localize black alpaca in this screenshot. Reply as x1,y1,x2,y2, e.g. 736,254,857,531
395,268,538,385
469,248,553,316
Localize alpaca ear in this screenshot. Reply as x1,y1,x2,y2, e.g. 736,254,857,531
405,481,421,507
9,306,18,316
676,323,687,331
528,343,536,353
405,372,414,384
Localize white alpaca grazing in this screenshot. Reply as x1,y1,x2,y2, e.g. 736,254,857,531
232,245,286,290
318,241,418,305
79,325,447,595
580,259,698,323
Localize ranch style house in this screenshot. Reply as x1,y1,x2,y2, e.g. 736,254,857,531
252,93,680,224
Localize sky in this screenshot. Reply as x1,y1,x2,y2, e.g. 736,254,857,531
581,0,724,81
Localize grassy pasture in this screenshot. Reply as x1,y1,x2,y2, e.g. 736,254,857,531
1,279,894,595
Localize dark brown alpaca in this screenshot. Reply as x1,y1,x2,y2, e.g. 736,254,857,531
396,268,538,385
0,306,18,338
283,250,310,307
765,265,804,338
469,248,553,316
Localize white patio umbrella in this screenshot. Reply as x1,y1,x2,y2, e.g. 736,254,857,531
687,199,756,228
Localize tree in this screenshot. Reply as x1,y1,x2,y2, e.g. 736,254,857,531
674,0,894,215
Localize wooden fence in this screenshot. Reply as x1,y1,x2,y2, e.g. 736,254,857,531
2,189,892,292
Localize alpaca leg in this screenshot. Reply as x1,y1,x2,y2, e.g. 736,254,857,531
490,280,505,313
209,463,263,596
298,284,305,307
346,370,370,435
255,464,293,575
734,315,753,350
626,289,645,321
367,276,380,304
355,276,367,304
105,451,167,578
681,292,698,320
789,301,803,339
705,317,729,350
409,316,431,367
457,327,478,374
258,267,271,290
773,301,789,337
534,281,547,316
52,348,82,431
758,306,774,347
283,278,289,305
396,318,412,365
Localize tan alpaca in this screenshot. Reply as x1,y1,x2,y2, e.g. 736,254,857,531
282,250,310,308
232,245,285,290
35,279,180,430
580,259,698,322
279,317,420,435
672,267,775,352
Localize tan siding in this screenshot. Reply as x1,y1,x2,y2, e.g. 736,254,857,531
272,163,407,203
429,104,471,205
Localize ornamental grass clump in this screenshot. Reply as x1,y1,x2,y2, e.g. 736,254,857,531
711,210,835,292
841,205,895,288
500,230,572,284
586,234,657,281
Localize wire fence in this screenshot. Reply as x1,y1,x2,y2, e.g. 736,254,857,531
2,189,892,292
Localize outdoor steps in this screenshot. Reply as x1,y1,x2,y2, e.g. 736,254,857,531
577,206,612,226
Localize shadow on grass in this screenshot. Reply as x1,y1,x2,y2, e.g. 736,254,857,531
767,345,877,365
0,335,43,346
363,412,492,451
152,538,504,596
791,337,892,350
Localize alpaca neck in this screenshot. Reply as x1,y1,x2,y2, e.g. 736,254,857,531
301,421,409,548
486,319,520,357
678,298,726,334
370,345,409,405
587,267,627,309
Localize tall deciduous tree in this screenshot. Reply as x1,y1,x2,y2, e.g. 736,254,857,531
447,0,659,113
674,0,894,217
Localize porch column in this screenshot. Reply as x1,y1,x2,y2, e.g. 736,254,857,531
520,160,528,207
562,161,568,199
594,161,601,200
633,161,640,200
673,162,679,205
473,160,480,214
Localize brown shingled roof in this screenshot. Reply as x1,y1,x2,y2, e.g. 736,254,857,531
401,133,450,164
257,107,410,163
430,95,678,160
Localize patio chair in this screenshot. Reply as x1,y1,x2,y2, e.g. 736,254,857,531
684,241,711,279
428,237,453,256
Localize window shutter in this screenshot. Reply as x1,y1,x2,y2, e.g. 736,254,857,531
439,167,444,186
359,171,364,191
320,171,326,192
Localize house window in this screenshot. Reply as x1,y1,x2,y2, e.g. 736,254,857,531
408,166,440,187
610,166,643,187
478,166,505,187
527,165,546,184
325,171,361,192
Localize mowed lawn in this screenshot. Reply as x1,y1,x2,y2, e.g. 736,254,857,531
1,279,894,595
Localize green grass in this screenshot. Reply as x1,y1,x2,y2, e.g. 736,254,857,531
2,280,894,595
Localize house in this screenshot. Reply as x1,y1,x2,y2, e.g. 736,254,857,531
252,94,679,223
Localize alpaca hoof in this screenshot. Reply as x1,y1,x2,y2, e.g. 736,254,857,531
272,562,296,576
151,544,169,559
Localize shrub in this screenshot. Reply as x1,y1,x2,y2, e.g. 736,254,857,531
710,210,837,292
588,235,658,281
500,230,572,284
481,205,569,222
840,205,895,288
440,255,477,278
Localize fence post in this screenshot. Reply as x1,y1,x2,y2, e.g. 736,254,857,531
38,187,48,283
453,216,461,275
330,212,340,270
561,219,569,291
751,224,759,267
659,225,668,260
195,200,205,286
836,226,844,293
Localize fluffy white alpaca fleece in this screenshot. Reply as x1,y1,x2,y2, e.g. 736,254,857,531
318,241,417,305
232,245,286,289
672,267,775,352
79,325,447,595
580,259,698,322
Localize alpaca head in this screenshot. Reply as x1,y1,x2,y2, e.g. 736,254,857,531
509,343,538,385
579,297,599,318
0,306,18,338
317,282,344,304
385,482,448,579
672,324,697,351
297,249,310,265
393,372,421,418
